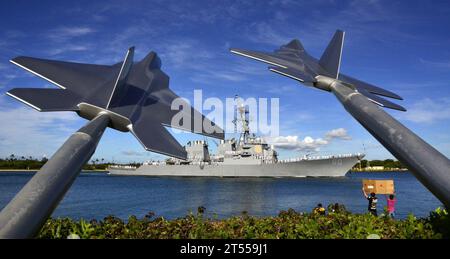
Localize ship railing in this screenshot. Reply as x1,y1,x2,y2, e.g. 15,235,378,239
277,153,363,163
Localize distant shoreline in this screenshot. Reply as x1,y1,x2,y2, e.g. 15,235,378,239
350,170,408,173
0,169,108,173
0,169,408,173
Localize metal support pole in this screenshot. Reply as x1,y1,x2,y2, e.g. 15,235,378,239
331,82,450,208
0,113,110,239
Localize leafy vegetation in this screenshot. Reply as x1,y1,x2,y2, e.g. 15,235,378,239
37,207,449,239
0,154,119,170
352,159,407,171
0,155,48,170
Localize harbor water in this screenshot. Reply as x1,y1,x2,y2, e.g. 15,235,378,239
0,171,442,220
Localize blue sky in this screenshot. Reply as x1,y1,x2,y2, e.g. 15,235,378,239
1,0,450,163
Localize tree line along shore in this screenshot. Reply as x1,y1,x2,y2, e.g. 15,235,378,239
0,155,117,171
0,155,407,172
351,159,407,172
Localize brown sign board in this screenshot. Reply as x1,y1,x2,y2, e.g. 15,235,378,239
363,179,395,194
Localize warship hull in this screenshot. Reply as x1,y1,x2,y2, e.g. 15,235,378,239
108,155,360,177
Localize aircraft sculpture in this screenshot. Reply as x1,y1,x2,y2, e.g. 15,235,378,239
0,47,223,238
231,30,450,208
7,47,223,159
231,30,405,111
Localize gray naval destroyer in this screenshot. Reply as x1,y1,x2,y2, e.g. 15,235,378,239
109,99,363,177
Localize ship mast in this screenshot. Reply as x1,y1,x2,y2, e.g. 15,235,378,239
232,95,250,146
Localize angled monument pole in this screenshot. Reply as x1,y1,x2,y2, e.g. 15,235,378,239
0,113,110,238
0,47,224,238
230,30,450,208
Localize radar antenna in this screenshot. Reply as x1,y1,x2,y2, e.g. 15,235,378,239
233,95,251,146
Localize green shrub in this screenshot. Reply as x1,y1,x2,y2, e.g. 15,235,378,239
37,206,448,239
427,207,449,238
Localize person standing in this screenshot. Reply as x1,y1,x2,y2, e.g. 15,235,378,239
386,194,397,218
362,188,378,216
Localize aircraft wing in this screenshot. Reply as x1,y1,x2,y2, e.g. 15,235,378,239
268,66,316,83
230,48,288,68
143,88,224,140
6,88,81,111
129,115,187,160
10,56,120,96
8,48,224,161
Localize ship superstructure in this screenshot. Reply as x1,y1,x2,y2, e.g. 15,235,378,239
109,96,363,177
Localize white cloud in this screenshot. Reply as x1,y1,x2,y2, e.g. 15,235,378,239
0,67,25,89
121,150,146,156
0,105,79,158
402,98,450,123
266,84,301,95
245,22,293,46
190,71,247,84
46,44,91,56
266,128,351,151
267,135,328,151
159,40,256,84
419,58,450,69
241,0,421,53
161,41,215,69
325,128,352,140
47,26,96,42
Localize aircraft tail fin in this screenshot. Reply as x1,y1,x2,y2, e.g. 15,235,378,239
319,30,345,79
106,47,135,109
360,89,407,111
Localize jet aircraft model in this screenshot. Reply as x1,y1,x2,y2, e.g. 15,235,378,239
230,30,450,208
230,30,405,111
7,47,224,159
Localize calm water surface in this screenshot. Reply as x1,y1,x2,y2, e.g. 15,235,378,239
0,171,442,220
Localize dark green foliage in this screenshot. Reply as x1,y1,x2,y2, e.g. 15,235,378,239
369,159,405,169
0,155,112,170
353,159,406,171
0,155,47,169
37,207,448,239
427,207,450,238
